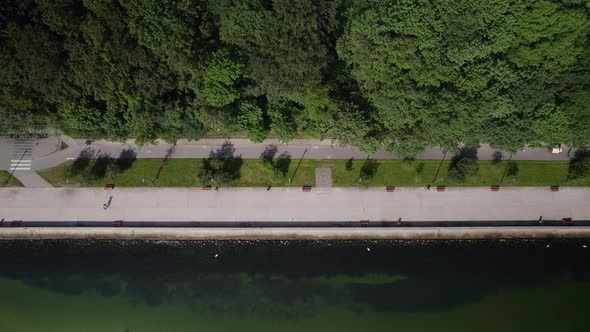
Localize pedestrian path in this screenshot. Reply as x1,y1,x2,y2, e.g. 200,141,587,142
0,187,587,222
10,138,34,171
10,171,53,188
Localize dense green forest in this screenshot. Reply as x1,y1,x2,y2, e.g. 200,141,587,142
1,0,589,155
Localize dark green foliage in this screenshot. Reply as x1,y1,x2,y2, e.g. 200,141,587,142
258,145,291,184
0,0,588,153
236,100,267,143
198,142,243,186
568,151,590,180
345,158,354,172
448,158,479,183
338,0,590,153
506,162,519,178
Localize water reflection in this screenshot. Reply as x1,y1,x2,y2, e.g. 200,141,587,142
0,239,589,319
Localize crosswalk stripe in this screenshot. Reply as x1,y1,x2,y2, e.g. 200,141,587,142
10,160,32,162
9,167,31,171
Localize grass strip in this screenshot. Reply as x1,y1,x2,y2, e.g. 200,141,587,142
0,171,24,187
37,158,589,188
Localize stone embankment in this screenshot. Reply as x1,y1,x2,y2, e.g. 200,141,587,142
1,227,590,240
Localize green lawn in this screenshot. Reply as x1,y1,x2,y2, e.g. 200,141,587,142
0,171,23,187
38,158,589,188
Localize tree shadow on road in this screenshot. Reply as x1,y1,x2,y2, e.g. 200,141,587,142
260,145,278,163
491,151,503,165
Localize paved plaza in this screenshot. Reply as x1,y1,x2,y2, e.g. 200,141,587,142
1,187,588,222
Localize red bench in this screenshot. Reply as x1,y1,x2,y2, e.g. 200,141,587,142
386,186,395,192
436,186,446,192
302,186,312,192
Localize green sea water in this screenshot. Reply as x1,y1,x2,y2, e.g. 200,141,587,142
0,240,589,332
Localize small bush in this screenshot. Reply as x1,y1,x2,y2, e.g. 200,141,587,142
358,159,379,186
506,162,519,177
568,154,590,180
447,157,478,183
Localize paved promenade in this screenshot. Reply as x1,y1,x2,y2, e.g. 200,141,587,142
1,187,588,222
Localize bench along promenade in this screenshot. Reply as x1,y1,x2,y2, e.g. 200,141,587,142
1,186,589,240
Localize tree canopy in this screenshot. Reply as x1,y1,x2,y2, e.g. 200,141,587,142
1,0,588,154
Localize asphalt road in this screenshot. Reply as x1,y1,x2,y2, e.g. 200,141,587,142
1,187,588,223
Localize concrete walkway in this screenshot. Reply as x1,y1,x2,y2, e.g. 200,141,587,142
1,187,588,222
10,171,53,188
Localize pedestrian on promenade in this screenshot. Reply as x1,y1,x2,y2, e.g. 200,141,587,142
103,196,113,210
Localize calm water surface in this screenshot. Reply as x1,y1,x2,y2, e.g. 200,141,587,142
0,239,589,332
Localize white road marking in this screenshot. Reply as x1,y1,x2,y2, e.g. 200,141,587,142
11,160,31,163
